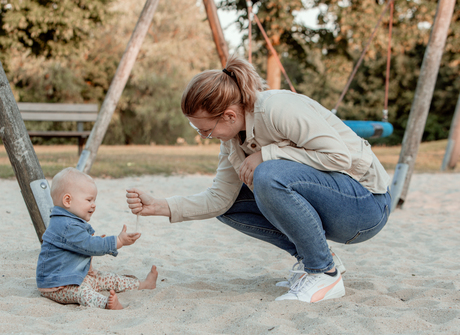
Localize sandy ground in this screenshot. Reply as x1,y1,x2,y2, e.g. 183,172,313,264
0,173,459,335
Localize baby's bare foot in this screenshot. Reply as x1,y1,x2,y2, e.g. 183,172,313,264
138,265,158,290
106,290,123,310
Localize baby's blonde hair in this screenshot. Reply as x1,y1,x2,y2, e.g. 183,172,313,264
50,167,94,205
181,54,268,117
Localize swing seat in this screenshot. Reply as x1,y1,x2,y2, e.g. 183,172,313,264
343,120,393,138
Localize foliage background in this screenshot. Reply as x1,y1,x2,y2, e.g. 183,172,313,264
220,0,460,145
1,0,219,145
0,0,459,146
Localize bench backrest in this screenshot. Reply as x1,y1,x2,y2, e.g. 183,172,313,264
18,103,99,122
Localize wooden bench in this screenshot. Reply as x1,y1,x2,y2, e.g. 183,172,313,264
18,103,99,154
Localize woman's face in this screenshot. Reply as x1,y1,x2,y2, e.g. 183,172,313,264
188,107,245,142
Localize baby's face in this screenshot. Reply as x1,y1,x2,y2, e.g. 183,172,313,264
68,180,97,222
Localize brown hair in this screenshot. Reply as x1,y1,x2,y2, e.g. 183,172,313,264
181,54,268,118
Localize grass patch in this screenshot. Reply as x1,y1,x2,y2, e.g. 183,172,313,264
371,139,458,173
0,144,221,179
0,140,459,179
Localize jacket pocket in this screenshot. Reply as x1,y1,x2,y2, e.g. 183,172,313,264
348,140,374,180
345,205,389,244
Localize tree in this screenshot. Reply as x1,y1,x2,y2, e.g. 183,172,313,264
220,0,460,145
0,0,117,145
297,0,460,145
2,0,219,145
219,0,306,89
0,0,114,67
103,0,220,145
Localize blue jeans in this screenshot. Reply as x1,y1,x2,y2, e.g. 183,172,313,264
217,160,391,274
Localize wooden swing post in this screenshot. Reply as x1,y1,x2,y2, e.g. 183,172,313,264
203,0,229,68
247,1,252,64
441,93,460,170
77,0,159,174
0,62,52,243
390,0,456,210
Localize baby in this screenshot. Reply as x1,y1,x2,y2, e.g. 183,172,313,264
36,167,157,310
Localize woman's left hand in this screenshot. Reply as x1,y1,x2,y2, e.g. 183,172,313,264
239,151,263,186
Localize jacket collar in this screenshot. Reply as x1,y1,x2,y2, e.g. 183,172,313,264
244,110,255,142
51,206,87,224
245,90,285,142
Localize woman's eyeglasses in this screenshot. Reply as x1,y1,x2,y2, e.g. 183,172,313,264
189,115,221,139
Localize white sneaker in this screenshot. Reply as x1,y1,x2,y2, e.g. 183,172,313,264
275,270,345,303
275,261,304,288
330,247,346,275
277,249,346,288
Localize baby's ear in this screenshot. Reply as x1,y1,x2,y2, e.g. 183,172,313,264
62,193,72,208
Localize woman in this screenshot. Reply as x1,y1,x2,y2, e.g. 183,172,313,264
126,55,391,303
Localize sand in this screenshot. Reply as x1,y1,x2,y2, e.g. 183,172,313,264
0,173,459,334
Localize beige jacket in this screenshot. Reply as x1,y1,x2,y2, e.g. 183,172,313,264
166,90,390,223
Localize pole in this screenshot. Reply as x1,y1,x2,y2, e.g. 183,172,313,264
383,1,394,122
390,0,456,210
203,0,229,68
77,0,159,174
0,62,51,242
441,93,460,170
247,1,252,64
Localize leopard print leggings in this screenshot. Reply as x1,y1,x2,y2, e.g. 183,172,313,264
40,270,140,309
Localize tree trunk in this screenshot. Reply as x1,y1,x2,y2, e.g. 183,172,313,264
267,52,281,89
266,34,281,90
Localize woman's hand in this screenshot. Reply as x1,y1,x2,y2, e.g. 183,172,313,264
126,188,171,217
126,188,155,215
238,151,263,186
117,224,141,249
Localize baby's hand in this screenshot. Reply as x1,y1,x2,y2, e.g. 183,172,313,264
117,224,141,249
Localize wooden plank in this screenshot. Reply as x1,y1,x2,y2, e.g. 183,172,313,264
17,102,98,113
20,112,98,122
27,131,91,137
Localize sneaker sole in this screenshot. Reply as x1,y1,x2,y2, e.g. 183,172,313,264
276,280,290,287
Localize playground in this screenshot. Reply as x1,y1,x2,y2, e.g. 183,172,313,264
0,0,459,333
0,170,459,334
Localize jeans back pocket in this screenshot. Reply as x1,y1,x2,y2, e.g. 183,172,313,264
345,205,389,244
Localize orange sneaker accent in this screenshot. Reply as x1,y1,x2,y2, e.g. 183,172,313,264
310,274,342,303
